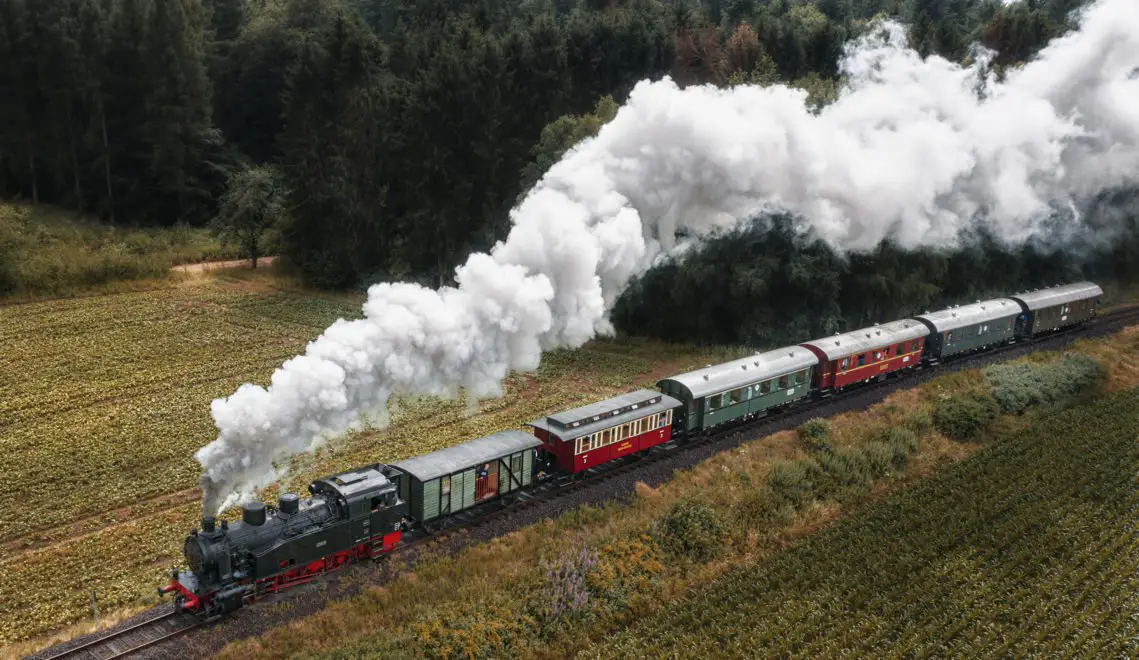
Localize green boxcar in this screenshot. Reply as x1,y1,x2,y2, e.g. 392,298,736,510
392,430,539,523
657,346,817,433
1010,282,1103,337
913,298,1021,359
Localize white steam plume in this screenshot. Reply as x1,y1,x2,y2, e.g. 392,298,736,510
196,0,1139,513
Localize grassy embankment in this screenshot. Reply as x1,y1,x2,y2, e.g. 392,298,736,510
0,202,238,299
0,269,745,653
211,326,1139,659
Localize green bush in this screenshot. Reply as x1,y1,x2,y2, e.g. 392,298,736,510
797,418,833,453
653,499,726,562
816,447,874,490
902,409,933,435
984,354,1105,415
861,441,895,477
933,390,1000,441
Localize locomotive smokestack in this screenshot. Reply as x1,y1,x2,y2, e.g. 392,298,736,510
202,516,216,533
279,493,299,515
242,501,266,526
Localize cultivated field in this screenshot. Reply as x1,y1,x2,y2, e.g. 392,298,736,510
596,388,1139,657
0,272,744,648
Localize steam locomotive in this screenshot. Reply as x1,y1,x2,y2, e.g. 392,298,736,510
162,281,1103,617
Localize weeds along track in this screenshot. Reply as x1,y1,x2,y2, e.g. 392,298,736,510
35,612,202,660
27,306,1139,660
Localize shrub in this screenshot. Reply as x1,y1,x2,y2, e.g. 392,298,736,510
413,603,538,659
796,418,833,453
862,441,895,477
902,409,933,435
652,499,726,562
816,447,874,490
587,537,665,614
767,460,822,506
933,390,1000,441
984,354,1105,415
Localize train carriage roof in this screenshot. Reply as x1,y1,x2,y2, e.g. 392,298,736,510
526,389,682,442
1009,282,1103,311
391,430,542,483
800,319,930,362
657,346,816,400
310,464,395,504
913,298,1021,333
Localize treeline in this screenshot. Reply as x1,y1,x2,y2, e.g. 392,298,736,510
0,0,1093,290
613,198,1139,346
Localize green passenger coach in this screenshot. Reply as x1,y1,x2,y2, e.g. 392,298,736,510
913,298,1021,360
657,346,817,433
1009,281,1103,336
391,430,540,524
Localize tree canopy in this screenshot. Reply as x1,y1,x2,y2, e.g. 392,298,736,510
2,0,1131,343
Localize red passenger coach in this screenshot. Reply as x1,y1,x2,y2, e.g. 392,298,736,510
526,389,683,474
800,319,930,390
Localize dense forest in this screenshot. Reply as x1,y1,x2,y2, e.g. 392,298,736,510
1,0,1129,344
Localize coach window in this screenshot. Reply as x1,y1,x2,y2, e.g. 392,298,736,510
778,374,789,389
760,380,771,394
840,358,849,370
795,370,806,385
857,354,866,366
730,388,743,404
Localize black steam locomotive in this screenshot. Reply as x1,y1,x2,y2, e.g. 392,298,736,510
161,464,406,616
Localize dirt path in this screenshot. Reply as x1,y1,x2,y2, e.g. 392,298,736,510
172,256,277,273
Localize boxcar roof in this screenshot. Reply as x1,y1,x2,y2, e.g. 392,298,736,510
1009,282,1103,311
657,346,816,400
312,464,393,502
801,319,930,362
391,430,541,483
914,298,1021,333
526,389,682,441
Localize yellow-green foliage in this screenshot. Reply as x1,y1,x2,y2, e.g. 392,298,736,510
0,202,235,297
413,603,539,660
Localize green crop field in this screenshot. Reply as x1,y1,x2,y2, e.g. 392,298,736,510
0,274,742,649
595,388,1139,657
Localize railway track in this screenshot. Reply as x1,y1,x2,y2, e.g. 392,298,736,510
30,304,1139,660
38,612,202,660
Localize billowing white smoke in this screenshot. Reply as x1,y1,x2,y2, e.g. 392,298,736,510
196,0,1139,513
